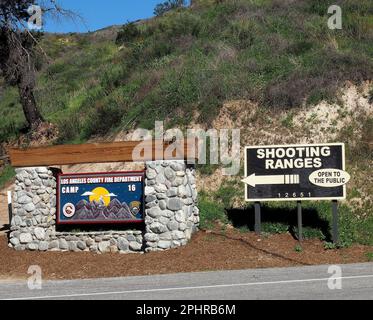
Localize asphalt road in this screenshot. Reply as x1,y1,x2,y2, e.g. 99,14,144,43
0,263,372,300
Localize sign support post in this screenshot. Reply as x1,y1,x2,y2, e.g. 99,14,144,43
297,201,303,241
254,202,261,236
7,191,12,225
332,200,339,245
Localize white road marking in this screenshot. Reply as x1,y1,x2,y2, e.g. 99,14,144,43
3,274,373,300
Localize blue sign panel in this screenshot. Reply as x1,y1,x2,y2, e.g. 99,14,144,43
57,171,144,224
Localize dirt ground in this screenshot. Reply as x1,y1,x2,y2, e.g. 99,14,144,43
0,229,372,281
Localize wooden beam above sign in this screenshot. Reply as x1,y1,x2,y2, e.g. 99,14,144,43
9,139,198,167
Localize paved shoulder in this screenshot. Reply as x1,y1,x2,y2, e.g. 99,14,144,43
0,263,372,300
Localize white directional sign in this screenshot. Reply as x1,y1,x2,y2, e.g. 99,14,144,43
243,143,349,202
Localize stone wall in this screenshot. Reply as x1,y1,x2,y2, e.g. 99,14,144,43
9,161,199,253
9,167,57,251
144,161,199,252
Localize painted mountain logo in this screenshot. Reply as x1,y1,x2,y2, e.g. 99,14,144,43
73,198,140,221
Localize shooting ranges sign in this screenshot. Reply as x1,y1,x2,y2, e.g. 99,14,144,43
57,172,144,224
243,143,350,202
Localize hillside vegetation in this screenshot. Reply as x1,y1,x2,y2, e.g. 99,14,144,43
0,0,372,246
0,0,372,143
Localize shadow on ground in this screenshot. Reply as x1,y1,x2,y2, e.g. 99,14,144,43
226,205,332,241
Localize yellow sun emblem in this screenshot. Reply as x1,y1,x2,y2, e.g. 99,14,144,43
89,187,111,206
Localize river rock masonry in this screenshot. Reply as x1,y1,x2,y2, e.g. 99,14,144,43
9,161,199,253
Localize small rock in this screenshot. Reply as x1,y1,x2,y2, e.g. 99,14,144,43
158,240,171,249
36,167,48,174
98,241,110,253
171,177,184,187
156,193,167,200
146,201,158,208
166,188,178,197
175,211,186,223
176,171,185,177
49,240,59,249
36,189,46,195
155,184,167,193
147,207,162,218
18,195,31,204
145,195,157,203
172,230,186,240
129,241,142,251
19,233,33,244
24,203,35,212
150,222,168,234
167,198,183,211
32,195,41,205
77,241,87,250
146,168,157,179
164,167,175,180
171,162,185,171
11,216,23,226
59,239,69,250
34,227,45,240
178,185,187,198
27,243,38,251
10,237,20,246
161,210,173,218
145,186,155,195
155,173,166,184
117,237,129,251
68,241,77,251
167,220,179,231
159,232,172,240
86,238,95,247
33,178,42,186
179,223,187,231
159,200,167,210
38,241,49,251
144,233,159,242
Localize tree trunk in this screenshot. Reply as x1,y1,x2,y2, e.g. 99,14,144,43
17,77,43,129
1,29,44,130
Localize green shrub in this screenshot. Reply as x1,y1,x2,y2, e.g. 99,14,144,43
81,98,127,138
198,193,227,229
0,87,26,141
214,179,240,209
154,0,186,17
262,222,289,234
323,241,337,250
0,165,15,189
56,111,83,144
116,22,141,44
366,252,373,262
295,226,326,240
